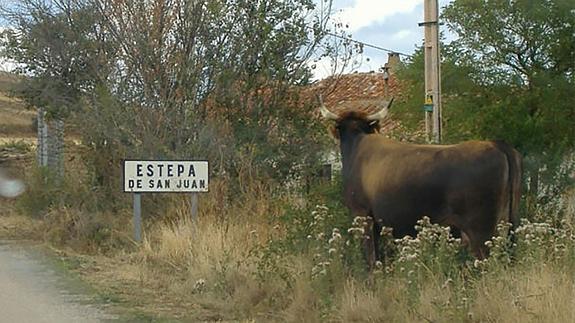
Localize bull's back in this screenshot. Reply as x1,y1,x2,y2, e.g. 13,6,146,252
352,138,510,231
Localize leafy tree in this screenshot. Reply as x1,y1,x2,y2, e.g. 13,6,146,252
2,0,340,203
442,0,575,207
1,0,113,118
394,0,574,215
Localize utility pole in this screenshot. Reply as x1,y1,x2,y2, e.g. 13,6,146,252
419,0,442,143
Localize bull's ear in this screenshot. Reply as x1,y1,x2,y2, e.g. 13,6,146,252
369,120,381,133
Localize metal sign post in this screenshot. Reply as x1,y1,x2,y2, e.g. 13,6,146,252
133,193,142,242
123,160,209,243
190,193,198,223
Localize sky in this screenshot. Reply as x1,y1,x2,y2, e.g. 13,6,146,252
312,0,455,80
0,0,456,77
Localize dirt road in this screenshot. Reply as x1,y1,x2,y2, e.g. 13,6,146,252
0,241,117,323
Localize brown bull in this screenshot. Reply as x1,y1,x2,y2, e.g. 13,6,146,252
320,98,522,266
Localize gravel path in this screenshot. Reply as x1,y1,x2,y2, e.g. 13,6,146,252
0,241,118,323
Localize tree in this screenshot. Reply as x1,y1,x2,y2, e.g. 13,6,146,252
1,0,113,118
2,0,340,201
441,0,575,214
441,0,575,151
394,0,575,216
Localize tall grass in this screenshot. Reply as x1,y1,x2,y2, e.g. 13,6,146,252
125,178,300,319
124,182,575,322
15,160,575,321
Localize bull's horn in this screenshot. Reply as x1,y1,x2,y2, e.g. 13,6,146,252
366,98,394,121
318,94,339,120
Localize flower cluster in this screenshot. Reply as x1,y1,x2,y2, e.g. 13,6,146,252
347,216,367,239
192,278,206,294
390,217,462,286
484,222,513,267
311,260,331,277
310,204,331,234
309,205,347,278
514,219,574,263
413,216,462,246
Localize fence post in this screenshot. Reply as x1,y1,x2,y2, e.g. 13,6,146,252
37,108,65,178
37,108,48,167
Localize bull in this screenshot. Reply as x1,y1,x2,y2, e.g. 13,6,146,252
319,98,522,266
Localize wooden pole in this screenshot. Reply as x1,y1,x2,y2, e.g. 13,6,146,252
421,0,442,143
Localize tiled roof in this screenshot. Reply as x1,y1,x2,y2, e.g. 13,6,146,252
311,72,399,115
204,71,407,136
306,72,402,132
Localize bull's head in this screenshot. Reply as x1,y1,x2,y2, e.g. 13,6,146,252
318,95,394,139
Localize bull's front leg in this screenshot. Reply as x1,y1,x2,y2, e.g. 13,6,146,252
363,216,377,271
359,214,376,269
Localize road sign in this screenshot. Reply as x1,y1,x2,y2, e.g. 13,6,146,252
123,160,209,242
123,160,209,193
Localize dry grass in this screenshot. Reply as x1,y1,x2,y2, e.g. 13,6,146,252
334,276,455,322
283,272,322,323
471,266,575,323
0,205,43,239
332,265,575,323
21,174,574,322
337,280,391,322
6,183,575,322
79,179,293,320
140,215,258,278
9,193,571,323
141,223,266,314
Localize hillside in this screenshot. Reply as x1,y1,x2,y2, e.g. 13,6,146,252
0,72,35,138
0,72,35,176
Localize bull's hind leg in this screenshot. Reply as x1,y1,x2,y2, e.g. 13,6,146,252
466,231,491,259
462,216,498,259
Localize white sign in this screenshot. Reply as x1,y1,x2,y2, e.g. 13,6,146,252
123,160,208,193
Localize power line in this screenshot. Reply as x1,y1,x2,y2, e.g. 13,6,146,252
323,30,414,59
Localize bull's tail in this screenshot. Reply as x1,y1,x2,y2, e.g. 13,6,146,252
494,141,523,231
